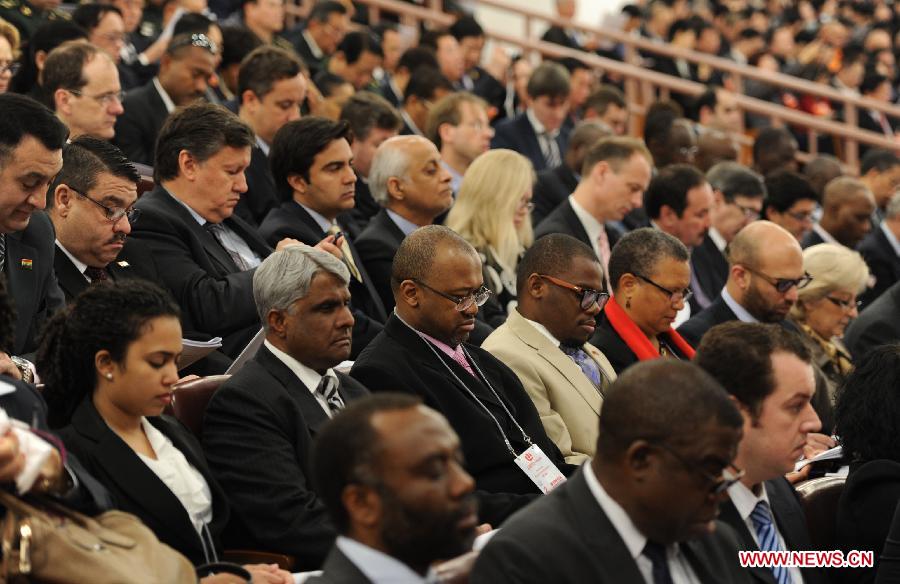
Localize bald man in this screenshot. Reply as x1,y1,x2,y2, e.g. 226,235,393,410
802,176,875,249
678,221,808,347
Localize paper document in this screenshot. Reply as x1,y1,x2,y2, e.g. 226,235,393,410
225,328,266,374
794,445,843,472
178,337,223,370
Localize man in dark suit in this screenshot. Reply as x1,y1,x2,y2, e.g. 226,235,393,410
284,1,348,79
125,102,305,359
397,65,453,138
492,62,572,172
696,322,830,584
859,149,900,229
470,360,752,584
532,119,610,227
113,32,218,165
800,177,874,250
534,136,652,284
234,45,307,227
762,170,821,243
859,196,900,307
204,246,369,570
845,280,900,357
262,116,385,357
310,394,480,583
351,226,576,525
0,94,67,361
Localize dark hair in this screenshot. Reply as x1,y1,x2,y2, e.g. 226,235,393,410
696,322,811,420
643,163,707,219
220,25,263,69
391,225,475,291
737,27,763,41
37,280,181,429
752,126,794,171
762,169,820,214
0,94,68,169
154,103,255,182
584,85,626,116
526,61,570,100
270,117,352,200
340,91,401,142
449,15,483,40
517,234,598,294
596,360,742,459
397,46,439,73
556,56,590,75
238,45,302,103
643,103,680,147
693,87,717,121
48,137,140,208
667,18,696,41
172,12,214,37
835,344,900,463
336,30,383,64
860,149,900,175
402,66,452,105
860,71,889,96
312,393,423,532
11,20,87,94
705,162,765,201
72,3,123,33
41,40,103,108
608,227,688,293
313,71,351,97
418,29,453,53
308,0,347,23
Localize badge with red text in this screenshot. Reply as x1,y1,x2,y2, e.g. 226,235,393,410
514,444,567,494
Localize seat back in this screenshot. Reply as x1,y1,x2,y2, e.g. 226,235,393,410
795,475,846,550
167,375,231,437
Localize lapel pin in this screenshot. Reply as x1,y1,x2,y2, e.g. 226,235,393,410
117,261,130,268
20,259,32,270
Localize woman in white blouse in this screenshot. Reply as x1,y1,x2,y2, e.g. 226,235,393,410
40,280,290,584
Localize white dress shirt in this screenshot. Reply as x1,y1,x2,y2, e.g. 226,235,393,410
335,536,428,583
569,195,606,261
882,221,900,257
721,286,758,323
55,240,89,282
521,311,561,347
812,223,841,246
302,29,324,60
708,227,727,254
264,340,338,418
152,77,176,113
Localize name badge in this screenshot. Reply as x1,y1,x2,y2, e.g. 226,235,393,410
514,444,567,494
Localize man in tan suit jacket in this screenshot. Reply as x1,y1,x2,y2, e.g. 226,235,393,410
483,235,616,464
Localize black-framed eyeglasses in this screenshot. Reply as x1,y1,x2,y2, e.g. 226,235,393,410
0,61,20,77
633,273,693,304
412,279,492,312
652,441,745,495
742,265,812,293
732,202,762,220
69,186,141,224
785,209,815,223
537,274,609,310
826,296,861,311
168,32,219,55
66,88,125,106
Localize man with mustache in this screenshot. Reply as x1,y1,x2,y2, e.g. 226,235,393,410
311,393,480,583
203,245,369,570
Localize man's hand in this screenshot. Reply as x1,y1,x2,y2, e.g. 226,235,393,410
803,433,836,460
245,564,293,584
314,233,344,260
0,352,22,380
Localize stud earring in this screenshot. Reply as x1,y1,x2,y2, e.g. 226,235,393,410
104,372,113,381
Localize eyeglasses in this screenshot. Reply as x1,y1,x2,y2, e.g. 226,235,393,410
67,88,125,106
785,210,815,223
825,296,861,311
69,186,141,224
168,33,219,55
652,441,745,496
732,202,761,220
742,265,812,293
537,274,609,310
678,145,699,158
633,273,693,304
517,198,535,212
412,279,492,312
0,61,20,76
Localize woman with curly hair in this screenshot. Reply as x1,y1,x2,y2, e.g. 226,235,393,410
834,344,900,584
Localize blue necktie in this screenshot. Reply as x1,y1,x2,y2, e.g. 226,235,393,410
643,540,674,584
560,346,605,392
750,500,791,584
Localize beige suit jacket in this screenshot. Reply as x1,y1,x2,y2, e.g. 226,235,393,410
483,309,615,464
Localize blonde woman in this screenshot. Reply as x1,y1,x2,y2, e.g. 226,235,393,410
790,243,869,394
0,19,20,93
447,149,536,318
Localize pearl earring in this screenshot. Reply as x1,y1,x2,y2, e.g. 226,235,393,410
104,372,113,381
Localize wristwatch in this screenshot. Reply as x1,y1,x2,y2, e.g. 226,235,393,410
9,356,33,384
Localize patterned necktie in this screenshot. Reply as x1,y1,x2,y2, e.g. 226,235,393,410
0,234,6,273
750,500,791,584
316,376,344,416
542,131,561,168
560,346,605,393
450,345,476,377
206,223,251,271
596,227,612,290
642,540,675,584
84,266,108,283
327,224,362,282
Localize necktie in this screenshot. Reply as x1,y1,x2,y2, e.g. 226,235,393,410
560,345,605,393
328,224,362,282
688,260,711,309
316,376,344,416
596,227,612,289
750,500,791,584
542,131,561,168
642,540,675,584
84,266,108,283
450,346,476,377
206,223,251,271
0,234,6,273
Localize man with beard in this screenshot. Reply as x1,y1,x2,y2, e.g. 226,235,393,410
311,394,479,582
678,221,810,348
351,226,576,525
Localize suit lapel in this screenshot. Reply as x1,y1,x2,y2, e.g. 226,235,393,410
224,214,273,259
151,189,239,273
337,221,387,322
719,498,778,584
255,346,332,435
5,233,37,351
560,202,593,248
53,245,89,301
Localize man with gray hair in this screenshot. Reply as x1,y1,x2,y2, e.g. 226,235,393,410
859,192,900,307
203,244,370,570
355,134,453,311
801,176,875,249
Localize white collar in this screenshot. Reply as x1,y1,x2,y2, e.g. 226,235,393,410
568,194,605,252
263,340,337,398
165,188,207,226
400,108,423,136
812,222,841,246
302,28,324,59
442,160,463,195
582,463,649,562
55,240,89,279
727,480,770,523
882,221,900,258
708,227,727,253
526,108,558,139
256,135,270,156
386,208,421,237
519,309,560,347
297,202,334,234
152,76,176,114
335,536,428,584
721,286,758,323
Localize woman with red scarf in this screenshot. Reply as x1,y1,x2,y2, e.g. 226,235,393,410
590,228,695,373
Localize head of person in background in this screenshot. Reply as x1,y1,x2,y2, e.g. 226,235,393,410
426,92,493,192
0,19,20,94
44,41,123,141
109,0,142,36
0,93,68,234
813,177,875,249
313,394,478,577
861,70,892,106
859,149,900,217
389,46,439,102
419,28,465,87
446,149,535,309
582,85,628,135
241,0,284,45
694,18,721,55
72,4,126,65
753,126,798,176
328,31,382,91
46,137,140,275
171,13,223,70
449,15,485,75
644,105,696,169
762,170,820,241
645,164,714,249
218,26,263,99
313,71,355,121
558,57,594,118
369,135,453,227
237,45,305,149
373,23,404,75
157,32,219,107
9,20,87,96
400,66,453,136
694,129,738,173
570,136,653,225
706,162,765,245
304,0,350,57
340,91,401,182
525,61,571,136
802,155,843,200
510,55,532,111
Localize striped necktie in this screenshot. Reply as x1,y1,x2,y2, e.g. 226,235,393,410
328,224,362,282
750,500,791,584
316,376,344,416
0,234,6,273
